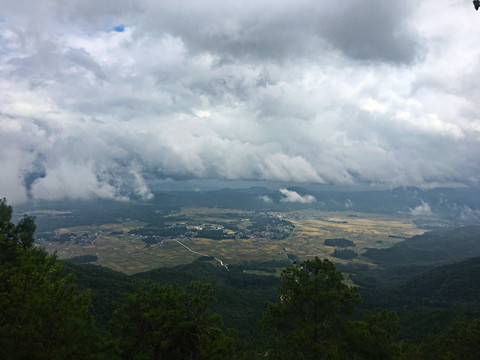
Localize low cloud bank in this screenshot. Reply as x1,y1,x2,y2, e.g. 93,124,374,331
279,189,316,204
410,201,433,216
260,195,273,203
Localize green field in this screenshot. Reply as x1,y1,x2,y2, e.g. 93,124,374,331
41,208,424,274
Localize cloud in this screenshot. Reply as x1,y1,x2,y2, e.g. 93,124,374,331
30,161,122,201
279,189,316,204
1,1,480,203
137,1,422,64
409,201,433,216
260,195,272,203
130,169,154,201
319,1,423,64
459,206,480,224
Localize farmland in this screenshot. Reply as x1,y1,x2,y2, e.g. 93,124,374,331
37,208,424,274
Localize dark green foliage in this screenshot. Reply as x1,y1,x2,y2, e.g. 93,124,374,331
197,255,215,261
0,198,107,360
65,253,480,359
397,257,480,307
194,229,227,240
389,257,480,341
347,310,400,360
261,258,400,359
363,226,480,267
402,317,480,360
0,198,36,264
64,263,134,333
262,258,361,359
332,248,358,260
0,249,106,359
130,225,188,238
113,281,236,360
6,195,480,358
133,260,281,341
229,259,291,274
353,252,480,342
286,252,298,261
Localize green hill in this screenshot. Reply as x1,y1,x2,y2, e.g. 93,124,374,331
397,257,480,307
67,259,282,341
363,226,480,267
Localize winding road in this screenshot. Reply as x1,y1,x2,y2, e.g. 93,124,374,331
173,239,229,270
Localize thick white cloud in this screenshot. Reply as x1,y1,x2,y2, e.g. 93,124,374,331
279,189,316,204
1,0,480,203
410,201,433,217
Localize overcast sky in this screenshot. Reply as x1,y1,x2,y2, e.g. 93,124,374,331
1,0,480,203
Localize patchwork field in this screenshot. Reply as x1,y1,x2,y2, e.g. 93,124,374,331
40,209,424,274
283,213,423,262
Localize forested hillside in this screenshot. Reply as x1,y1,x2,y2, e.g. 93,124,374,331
2,198,480,359
363,226,480,267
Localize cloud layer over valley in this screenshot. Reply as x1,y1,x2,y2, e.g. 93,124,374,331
2,0,480,203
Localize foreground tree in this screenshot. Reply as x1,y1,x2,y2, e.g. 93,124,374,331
0,198,106,360
0,198,35,265
113,280,236,360
404,317,480,360
261,257,398,359
347,309,400,359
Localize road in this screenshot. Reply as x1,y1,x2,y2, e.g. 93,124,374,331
173,239,229,270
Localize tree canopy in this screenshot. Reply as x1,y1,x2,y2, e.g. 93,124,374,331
261,257,399,359
2,197,480,359
112,280,236,360
0,198,106,360
0,198,35,265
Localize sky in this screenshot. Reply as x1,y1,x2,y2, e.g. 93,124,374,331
1,0,480,203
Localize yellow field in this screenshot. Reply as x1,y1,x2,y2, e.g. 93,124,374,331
281,211,424,264
43,209,424,274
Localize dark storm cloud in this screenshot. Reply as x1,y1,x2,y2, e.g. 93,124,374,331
137,0,421,64
23,153,46,198
320,1,422,63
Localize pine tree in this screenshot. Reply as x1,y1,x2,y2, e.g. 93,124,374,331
261,257,398,359
113,280,236,360
0,198,108,359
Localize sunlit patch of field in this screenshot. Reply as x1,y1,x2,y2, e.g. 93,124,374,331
95,236,199,274
169,208,248,223
187,237,285,263
47,221,147,235
43,210,424,274
280,212,424,265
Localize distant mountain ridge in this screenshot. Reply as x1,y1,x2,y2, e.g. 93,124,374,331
18,185,480,228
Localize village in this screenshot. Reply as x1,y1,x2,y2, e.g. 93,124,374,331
35,212,295,250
